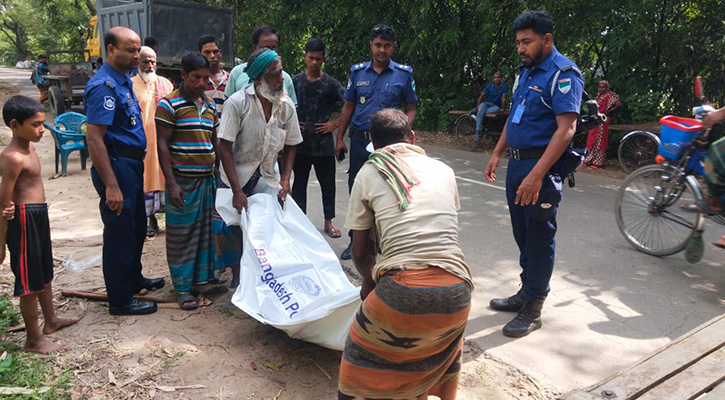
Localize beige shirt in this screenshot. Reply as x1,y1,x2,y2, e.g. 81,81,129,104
345,143,473,288
218,83,302,188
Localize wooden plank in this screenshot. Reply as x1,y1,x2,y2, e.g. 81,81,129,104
448,109,468,115
638,346,725,400
562,314,725,400
700,379,725,399
610,121,661,134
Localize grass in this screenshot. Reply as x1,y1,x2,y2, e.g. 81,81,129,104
0,295,73,400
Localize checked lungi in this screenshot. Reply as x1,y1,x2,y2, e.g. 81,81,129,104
165,174,216,292
338,266,471,400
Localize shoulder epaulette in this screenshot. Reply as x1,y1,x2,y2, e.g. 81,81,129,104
395,64,413,73
104,81,115,90
351,63,366,71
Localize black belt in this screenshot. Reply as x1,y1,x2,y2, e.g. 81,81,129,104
114,147,146,161
350,129,370,140
508,147,547,161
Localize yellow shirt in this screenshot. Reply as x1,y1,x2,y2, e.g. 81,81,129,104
345,143,473,288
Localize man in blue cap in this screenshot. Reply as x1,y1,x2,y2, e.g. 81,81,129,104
85,26,165,316
484,10,583,337
335,23,418,260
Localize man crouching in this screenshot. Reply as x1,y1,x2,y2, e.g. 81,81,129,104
338,108,473,400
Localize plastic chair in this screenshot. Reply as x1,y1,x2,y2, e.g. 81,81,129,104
44,111,89,177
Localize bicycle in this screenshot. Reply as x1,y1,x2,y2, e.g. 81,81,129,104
453,111,507,151
614,80,718,263
617,130,660,173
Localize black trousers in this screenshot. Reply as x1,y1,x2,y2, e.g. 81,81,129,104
291,154,336,221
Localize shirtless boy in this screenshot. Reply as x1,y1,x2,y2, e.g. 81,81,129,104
0,95,77,353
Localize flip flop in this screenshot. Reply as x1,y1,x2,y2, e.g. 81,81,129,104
325,226,342,238
709,241,725,251
680,200,722,216
176,292,199,310
146,225,157,238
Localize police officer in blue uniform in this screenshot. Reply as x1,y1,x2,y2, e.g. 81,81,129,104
335,24,418,260
484,11,583,337
85,27,165,316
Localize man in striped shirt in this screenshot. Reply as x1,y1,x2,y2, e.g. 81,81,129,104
199,35,229,115
156,53,220,310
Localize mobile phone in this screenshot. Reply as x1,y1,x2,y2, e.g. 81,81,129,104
337,149,347,163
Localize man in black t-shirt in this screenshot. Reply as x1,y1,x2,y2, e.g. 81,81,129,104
292,38,345,238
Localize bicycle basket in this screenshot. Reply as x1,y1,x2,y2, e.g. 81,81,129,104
658,116,702,159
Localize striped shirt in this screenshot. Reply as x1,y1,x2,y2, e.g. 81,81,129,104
156,86,218,177
204,69,229,115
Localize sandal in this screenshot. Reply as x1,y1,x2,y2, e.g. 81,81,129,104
146,225,157,238
192,276,229,295
176,292,199,310
324,226,342,238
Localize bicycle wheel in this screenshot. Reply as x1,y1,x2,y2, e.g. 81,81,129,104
455,114,480,151
618,131,660,173
615,164,704,256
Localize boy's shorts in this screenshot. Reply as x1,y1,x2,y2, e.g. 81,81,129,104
7,203,54,297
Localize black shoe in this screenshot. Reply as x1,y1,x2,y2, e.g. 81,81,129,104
502,298,544,338
340,243,352,260
109,299,158,316
134,277,166,294
490,286,525,312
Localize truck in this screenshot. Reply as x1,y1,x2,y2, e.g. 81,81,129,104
45,0,236,117
93,0,236,77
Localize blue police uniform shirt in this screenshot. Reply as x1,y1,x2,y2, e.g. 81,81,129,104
483,82,509,106
343,60,418,132
506,47,583,149
84,63,146,150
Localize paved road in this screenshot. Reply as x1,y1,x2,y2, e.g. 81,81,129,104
4,65,724,394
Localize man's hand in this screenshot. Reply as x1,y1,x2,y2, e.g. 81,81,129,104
484,154,500,182
703,107,725,131
106,185,124,215
232,190,248,213
515,173,543,206
315,121,336,134
360,278,376,300
166,183,185,208
278,178,291,202
335,140,348,161
299,121,306,131
1,201,14,220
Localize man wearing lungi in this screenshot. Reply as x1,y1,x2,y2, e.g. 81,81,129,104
339,108,473,400
156,53,219,310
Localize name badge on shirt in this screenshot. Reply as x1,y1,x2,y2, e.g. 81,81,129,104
512,106,525,124
357,81,370,86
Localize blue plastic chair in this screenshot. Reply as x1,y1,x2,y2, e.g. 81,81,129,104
43,111,89,177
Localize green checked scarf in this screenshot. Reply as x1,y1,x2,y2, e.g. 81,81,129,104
367,143,423,211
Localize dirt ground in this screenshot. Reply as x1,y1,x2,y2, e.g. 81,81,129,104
0,77,562,400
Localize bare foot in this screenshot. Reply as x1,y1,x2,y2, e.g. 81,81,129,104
42,317,78,335
24,336,68,354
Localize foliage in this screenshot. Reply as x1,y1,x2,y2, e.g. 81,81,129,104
8,0,725,129
186,0,724,130
0,295,72,399
0,0,91,62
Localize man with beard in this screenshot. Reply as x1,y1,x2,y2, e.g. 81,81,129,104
224,26,296,105
217,48,301,224
156,53,220,310
85,27,165,316
131,46,173,237
335,24,418,260
484,10,583,337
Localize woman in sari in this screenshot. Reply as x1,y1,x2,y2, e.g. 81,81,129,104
584,81,622,169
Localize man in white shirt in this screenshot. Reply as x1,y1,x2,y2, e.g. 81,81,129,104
217,48,302,213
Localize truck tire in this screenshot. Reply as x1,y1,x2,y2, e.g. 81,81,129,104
49,86,65,118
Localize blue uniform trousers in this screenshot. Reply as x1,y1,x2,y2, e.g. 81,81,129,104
347,135,371,240
505,158,562,301
91,156,147,308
